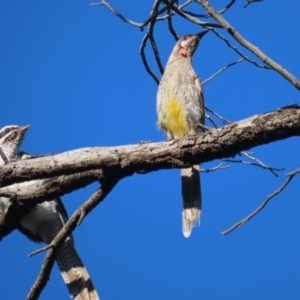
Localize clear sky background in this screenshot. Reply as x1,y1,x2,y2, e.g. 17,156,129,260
1,1,300,299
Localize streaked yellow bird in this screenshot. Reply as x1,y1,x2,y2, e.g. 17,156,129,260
157,31,207,237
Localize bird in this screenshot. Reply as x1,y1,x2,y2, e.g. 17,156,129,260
0,125,100,300
157,31,207,238
0,125,30,217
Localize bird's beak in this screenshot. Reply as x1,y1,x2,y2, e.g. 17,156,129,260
196,30,209,40
20,124,31,132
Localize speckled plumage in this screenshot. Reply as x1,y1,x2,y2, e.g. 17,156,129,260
0,125,99,300
157,32,206,237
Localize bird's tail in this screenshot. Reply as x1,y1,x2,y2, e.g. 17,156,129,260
56,238,100,300
181,165,201,238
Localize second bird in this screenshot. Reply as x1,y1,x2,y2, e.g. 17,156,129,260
157,31,207,238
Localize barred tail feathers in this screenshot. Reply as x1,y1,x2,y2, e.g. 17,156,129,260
56,239,100,300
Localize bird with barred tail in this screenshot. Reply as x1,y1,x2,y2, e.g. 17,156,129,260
157,31,207,238
0,125,100,300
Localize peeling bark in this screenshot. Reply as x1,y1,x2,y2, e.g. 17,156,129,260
0,105,300,239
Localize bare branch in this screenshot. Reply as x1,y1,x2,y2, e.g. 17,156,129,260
211,29,270,69
205,113,219,129
140,34,160,84
26,249,56,300
149,26,164,75
0,170,103,240
201,163,230,173
244,0,263,9
205,106,232,125
204,109,284,176
167,8,179,41
91,0,178,31
162,0,222,28
0,105,299,192
196,0,300,90
182,0,236,18
223,151,284,177
179,0,193,9
202,58,244,85
90,0,142,28
221,166,300,235
139,0,179,84
218,0,237,14
0,105,299,240
29,180,118,258
241,151,283,176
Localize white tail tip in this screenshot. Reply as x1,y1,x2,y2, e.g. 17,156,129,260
182,208,200,238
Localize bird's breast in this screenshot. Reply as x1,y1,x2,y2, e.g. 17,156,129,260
19,201,62,242
158,96,189,138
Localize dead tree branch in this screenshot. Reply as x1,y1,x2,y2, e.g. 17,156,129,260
25,181,117,298
223,151,284,177
205,106,232,125
221,166,300,235
26,248,56,300
210,29,270,69
244,0,263,9
196,0,300,90
1,105,300,240
182,0,236,18
202,58,244,85
201,163,230,173
28,181,118,258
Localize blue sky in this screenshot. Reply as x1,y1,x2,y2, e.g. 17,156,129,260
1,1,300,299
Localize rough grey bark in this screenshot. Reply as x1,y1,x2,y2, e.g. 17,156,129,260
0,105,300,240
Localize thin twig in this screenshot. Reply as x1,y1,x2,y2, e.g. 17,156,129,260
223,151,284,177
244,0,263,9
221,166,300,235
211,29,270,69
205,106,232,124
179,0,193,9
201,163,230,173
202,112,284,177
182,0,236,18
139,0,178,83
156,12,175,21
241,151,283,176
217,0,236,14
167,7,179,41
140,35,160,84
205,113,219,128
26,182,117,299
161,0,222,28
148,28,165,74
90,0,142,28
91,0,172,30
26,249,56,300
196,0,300,90
202,58,244,85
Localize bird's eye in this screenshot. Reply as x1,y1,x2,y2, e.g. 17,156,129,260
182,36,187,40
5,128,10,133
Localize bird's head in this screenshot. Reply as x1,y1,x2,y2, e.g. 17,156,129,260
0,125,30,164
174,31,208,59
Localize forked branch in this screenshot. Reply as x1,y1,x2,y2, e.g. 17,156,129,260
26,180,118,299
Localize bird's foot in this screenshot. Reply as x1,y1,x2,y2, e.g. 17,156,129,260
196,123,214,132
